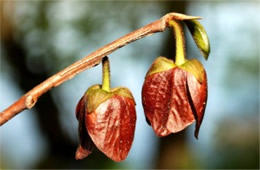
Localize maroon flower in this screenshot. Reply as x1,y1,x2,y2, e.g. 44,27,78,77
75,57,136,162
141,17,210,138
142,57,207,138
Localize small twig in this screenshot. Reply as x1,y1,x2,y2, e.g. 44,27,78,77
0,13,200,126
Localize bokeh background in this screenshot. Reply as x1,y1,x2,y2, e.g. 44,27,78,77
0,0,259,169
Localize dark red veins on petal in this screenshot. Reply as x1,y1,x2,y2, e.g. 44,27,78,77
168,68,196,133
142,69,173,136
86,95,136,162
142,68,195,136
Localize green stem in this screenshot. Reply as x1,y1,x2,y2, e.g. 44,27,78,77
102,56,110,92
169,20,186,65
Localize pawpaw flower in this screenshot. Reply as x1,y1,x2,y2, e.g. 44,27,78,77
75,57,136,162
142,17,210,138
142,57,207,138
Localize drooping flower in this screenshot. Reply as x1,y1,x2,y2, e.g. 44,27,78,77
75,57,136,161
142,15,210,138
142,57,207,138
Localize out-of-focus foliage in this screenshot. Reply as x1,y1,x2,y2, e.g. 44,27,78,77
212,116,259,168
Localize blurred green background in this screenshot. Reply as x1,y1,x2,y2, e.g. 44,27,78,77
0,0,259,169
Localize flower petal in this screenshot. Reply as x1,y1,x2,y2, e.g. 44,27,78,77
168,68,196,133
75,97,95,160
187,71,208,139
86,95,136,162
142,68,195,137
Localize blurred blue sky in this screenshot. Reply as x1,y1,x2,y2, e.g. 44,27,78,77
1,0,259,169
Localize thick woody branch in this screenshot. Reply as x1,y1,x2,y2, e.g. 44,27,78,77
0,12,200,126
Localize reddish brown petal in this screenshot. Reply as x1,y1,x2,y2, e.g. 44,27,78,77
75,97,95,160
142,68,195,136
187,71,207,138
86,95,136,162
75,145,92,160
142,69,173,136
169,68,196,132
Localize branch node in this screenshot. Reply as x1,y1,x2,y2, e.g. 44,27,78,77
25,95,37,109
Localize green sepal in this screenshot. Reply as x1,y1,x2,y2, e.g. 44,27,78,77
184,20,210,60
85,84,110,113
84,84,135,113
179,59,206,83
112,87,135,103
146,56,176,77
